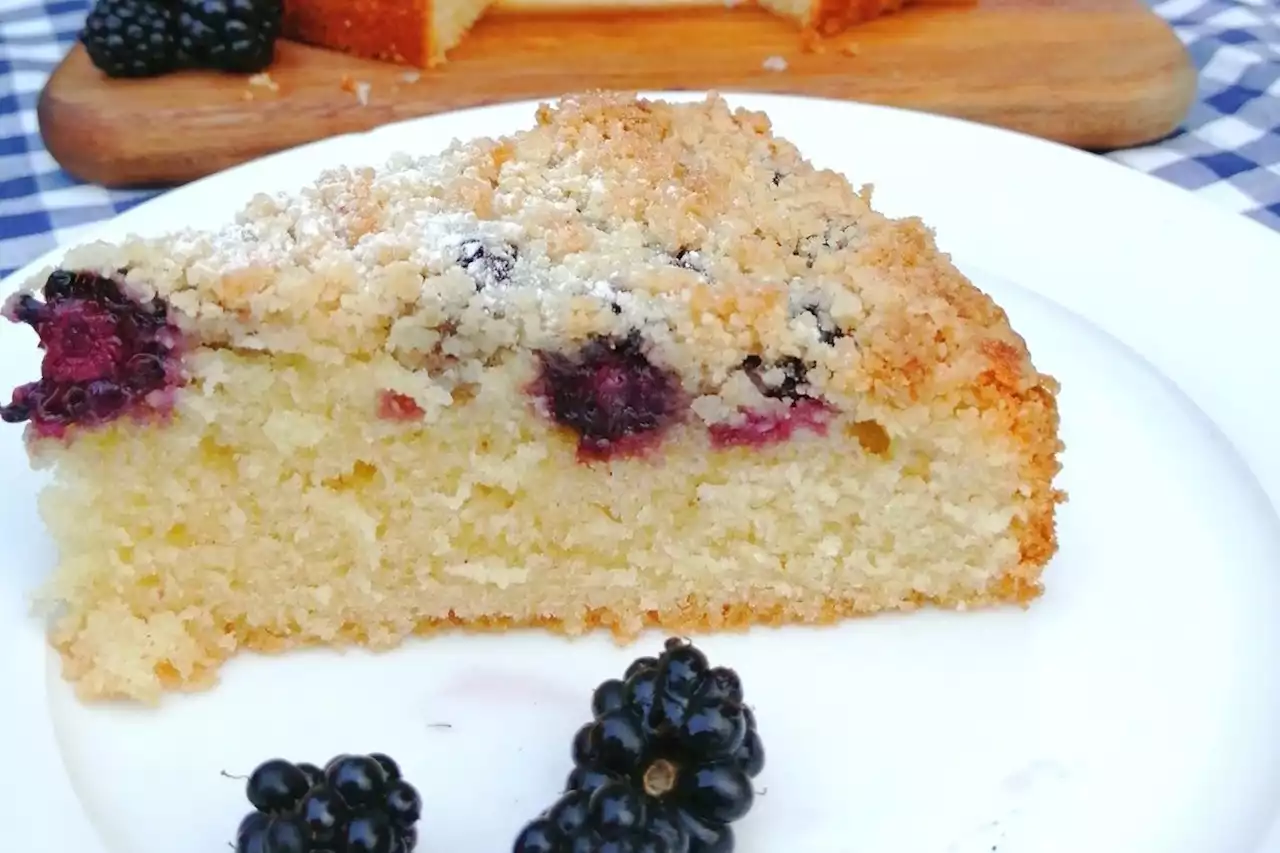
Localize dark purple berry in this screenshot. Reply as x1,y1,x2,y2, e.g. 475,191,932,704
589,708,648,773
263,815,311,853
732,726,765,779
547,790,590,835
592,678,627,718
1,269,181,438
676,810,734,853
394,826,418,853
700,668,743,705
345,810,396,853
237,811,271,853
589,780,647,834
326,755,388,808
10,294,44,325
675,764,753,824
572,722,595,765
384,780,422,827
247,759,310,814
299,786,349,845
678,702,746,756
369,753,401,782
518,638,761,852
296,763,324,789
80,0,178,78
567,766,613,798
513,819,556,853
625,656,658,680
535,332,685,460
176,0,283,73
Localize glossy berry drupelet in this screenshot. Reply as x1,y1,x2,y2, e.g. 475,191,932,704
248,759,312,814
80,0,179,78
176,0,283,73
235,754,422,853
512,638,765,853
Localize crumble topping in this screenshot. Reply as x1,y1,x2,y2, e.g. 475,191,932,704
32,92,1048,427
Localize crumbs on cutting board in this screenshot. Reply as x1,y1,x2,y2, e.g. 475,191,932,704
762,55,789,72
339,74,373,105
248,72,279,92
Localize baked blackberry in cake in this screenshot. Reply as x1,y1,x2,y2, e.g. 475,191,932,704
4,93,1064,703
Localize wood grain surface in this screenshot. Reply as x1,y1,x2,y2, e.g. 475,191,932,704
38,1,1196,188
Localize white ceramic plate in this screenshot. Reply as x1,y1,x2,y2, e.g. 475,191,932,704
3,93,1280,853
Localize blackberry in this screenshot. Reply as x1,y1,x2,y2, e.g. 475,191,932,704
457,239,518,289
534,332,685,461
235,754,421,853
247,759,311,814
80,0,179,79
0,270,182,439
513,638,765,853
176,0,282,74
741,355,809,401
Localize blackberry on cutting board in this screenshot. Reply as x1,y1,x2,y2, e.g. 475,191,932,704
235,753,421,853
80,0,178,78
513,638,765,853
176,0,283,73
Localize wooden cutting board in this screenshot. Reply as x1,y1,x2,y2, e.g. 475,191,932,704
39,0,1195,188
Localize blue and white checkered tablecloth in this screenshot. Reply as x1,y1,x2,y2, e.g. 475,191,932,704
1,0,1278,278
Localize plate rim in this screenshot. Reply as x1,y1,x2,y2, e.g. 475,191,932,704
4,91,1280,852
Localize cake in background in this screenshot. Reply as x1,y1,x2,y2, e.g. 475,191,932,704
282,0,918,66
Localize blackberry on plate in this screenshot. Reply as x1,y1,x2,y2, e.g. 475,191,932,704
176,0,282,73
235,753,422,853
512,638,765,853
80,0,178,79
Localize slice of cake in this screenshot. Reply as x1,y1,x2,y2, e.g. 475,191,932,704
4,93,1064,703
282,0,493,66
